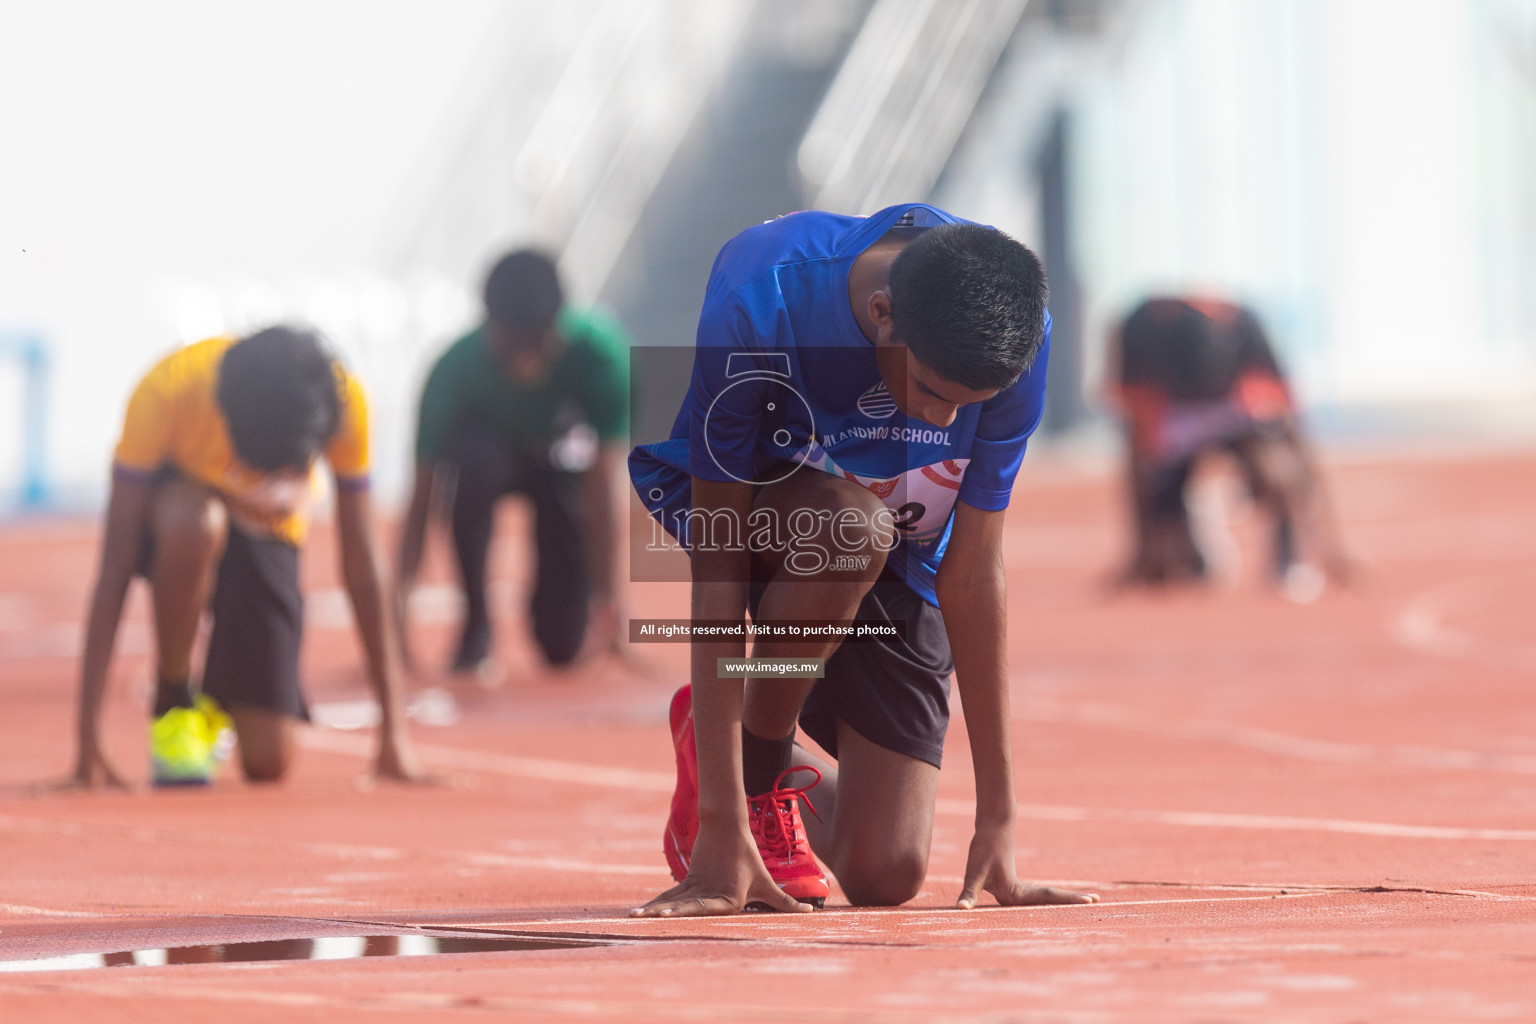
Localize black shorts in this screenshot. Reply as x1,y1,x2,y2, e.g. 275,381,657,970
749,565,953,769
139,521,307,720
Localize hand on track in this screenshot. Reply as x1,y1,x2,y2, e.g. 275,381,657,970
368,731,442,786
47,746,133,792
956,823,1098,910
631,828,812,918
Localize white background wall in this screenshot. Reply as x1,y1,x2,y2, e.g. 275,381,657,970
1,0,764,511
947,0,1536,425
5,0,1535,509
0,0,552,508
1079,0,1536,409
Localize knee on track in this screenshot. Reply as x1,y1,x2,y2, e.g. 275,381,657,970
834,850,928,907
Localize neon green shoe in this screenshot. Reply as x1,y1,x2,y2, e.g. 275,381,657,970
197,694,235,765
150,694,233,786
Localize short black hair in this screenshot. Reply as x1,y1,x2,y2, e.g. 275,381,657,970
484,249,564,330
887,223,1048,390
217,326,342,472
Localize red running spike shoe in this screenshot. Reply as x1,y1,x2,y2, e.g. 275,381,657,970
748,766,830,908
664,686,830,908
664,685,699,882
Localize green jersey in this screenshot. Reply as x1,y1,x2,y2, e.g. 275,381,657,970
415,306,630,462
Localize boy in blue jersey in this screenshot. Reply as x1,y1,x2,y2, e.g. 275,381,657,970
629,204,1098,915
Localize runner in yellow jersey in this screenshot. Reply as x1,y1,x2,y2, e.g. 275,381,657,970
70,326,425,786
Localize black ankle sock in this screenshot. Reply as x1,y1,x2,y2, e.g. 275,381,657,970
153,676,195,717
741,726,795,797
1273,515,1296,580
452,615,492,670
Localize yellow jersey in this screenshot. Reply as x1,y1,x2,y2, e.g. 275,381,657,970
113,337,369,546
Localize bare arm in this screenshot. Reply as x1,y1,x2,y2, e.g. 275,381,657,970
72,473,154,786
583,447,619,604
336,483,426,782
688,477,754,834
393,461,438,674
580,445,623,650
633,476,807,917
936,502,1015,825
1279,415,1353,585
936,500,1096,908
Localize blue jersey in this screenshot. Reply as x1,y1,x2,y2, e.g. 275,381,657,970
629,203,1051,606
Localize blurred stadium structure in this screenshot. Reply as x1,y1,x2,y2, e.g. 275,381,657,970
2,0,1534,511
797,0,1034,215
0,332,50,508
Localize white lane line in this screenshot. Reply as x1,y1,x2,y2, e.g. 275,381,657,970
305,582,519,630
1016,697,1536,775
994,802,1536,841
7,804,1510,907
301,731,1536,842
299,729,673,790
0,810,673,890
10,792,1521,917
471,891,1349,930
460,853,669,878
311,689,461,731
0,809,669,882
0,813,404,862
0,903,106,918
0,584,500,657
0,621,151,660
1355,513,1536,563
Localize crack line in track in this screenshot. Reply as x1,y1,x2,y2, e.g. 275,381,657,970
1089,879,1535,900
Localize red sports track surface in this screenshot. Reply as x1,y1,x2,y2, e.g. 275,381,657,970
2,446,1534,1022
